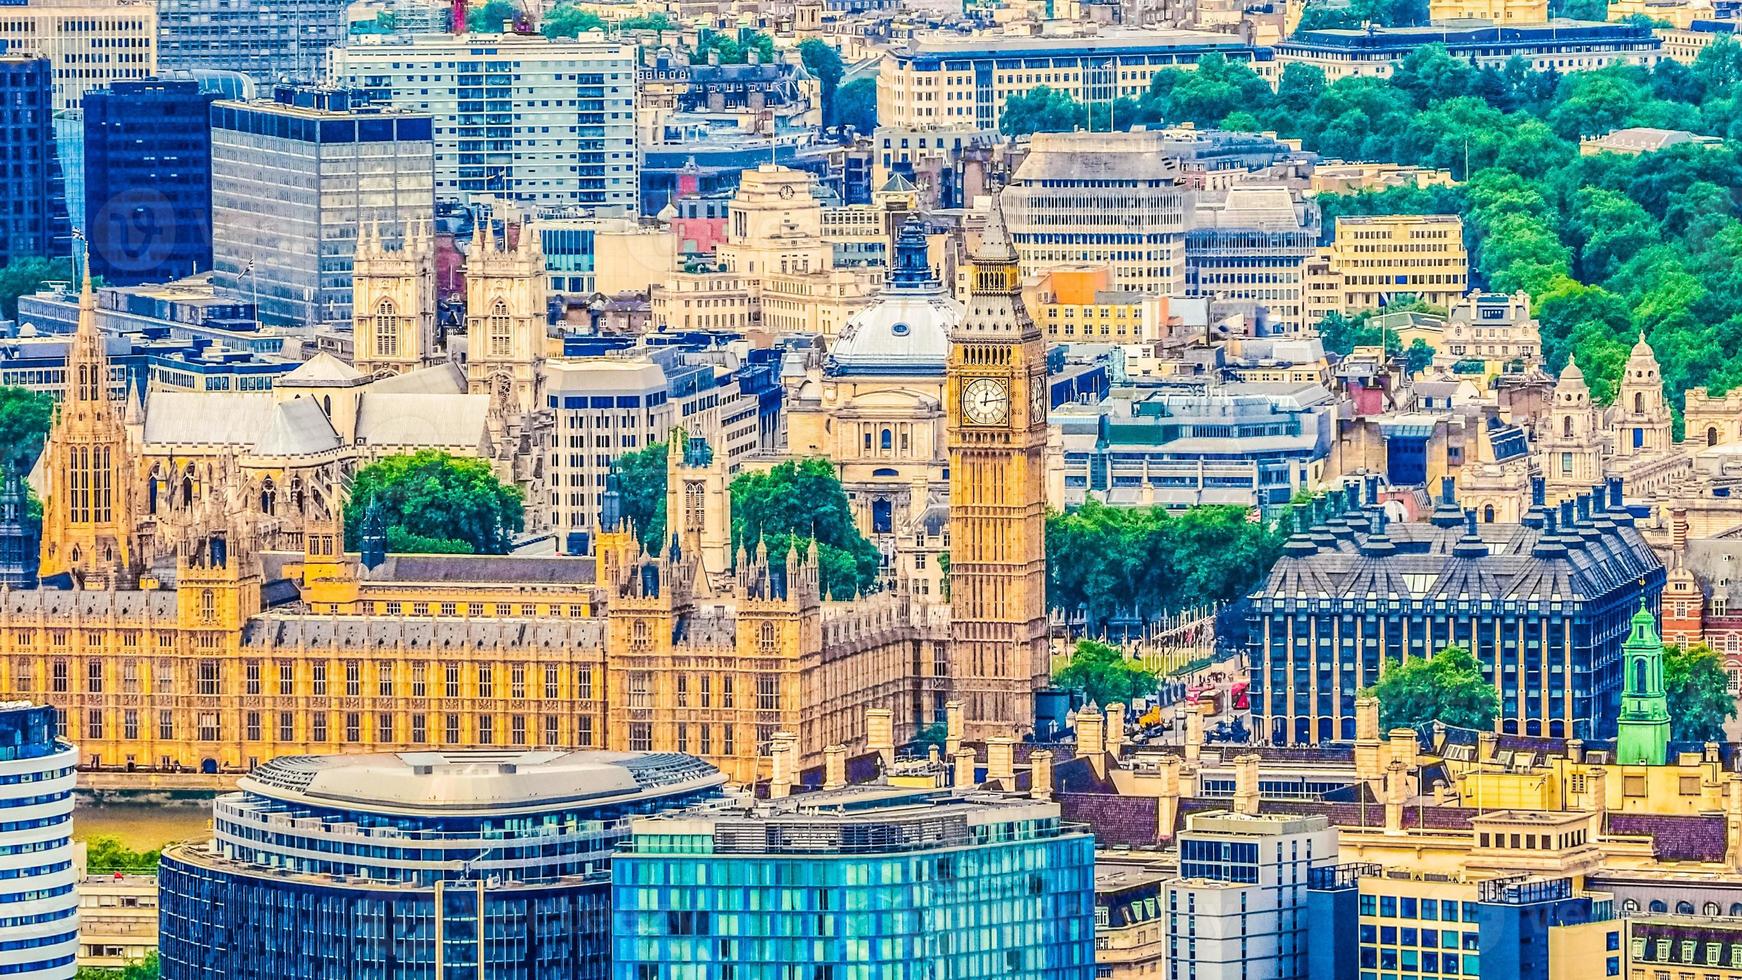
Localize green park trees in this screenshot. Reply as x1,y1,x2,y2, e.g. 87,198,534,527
988,39,1742,416
1372,646,1500,732
610,449,882,599
0,386,52,474
1053,639,1161,708
1045,501,1284,633
729,458,881,599
0,256,77,319
1663,643,1739,743
343,451,524,556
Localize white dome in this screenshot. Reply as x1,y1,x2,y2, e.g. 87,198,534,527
827,291,959,377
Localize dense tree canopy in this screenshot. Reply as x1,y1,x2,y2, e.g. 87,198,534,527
799,39,844,125
613,441,670,554
1054,639,1161,708
616,12,675,30
468,0,522,32
344,451,524,556
0,255,77,319
540,3,605,37
1372,646,1500,731
82,835,160,873
0,386,52,475
998,42,1742,414
610,448,880,598
1046,501,1284,633
1663,643,1739,743
692,29,775,66
729,458,881,599
834,78,877,133
76,953,159,980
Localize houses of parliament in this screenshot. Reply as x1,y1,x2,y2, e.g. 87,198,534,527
0,207,1051,783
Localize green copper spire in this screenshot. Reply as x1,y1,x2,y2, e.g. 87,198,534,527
1616,599,1669,765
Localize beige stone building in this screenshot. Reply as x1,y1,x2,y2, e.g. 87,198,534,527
1442,290,1542,375
787,220,958,568
1304,214,1469,321
1428,0,1547,21
0,0,155,110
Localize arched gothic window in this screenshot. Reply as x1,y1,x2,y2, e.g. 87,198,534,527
489,300,512,357
375,299,400,358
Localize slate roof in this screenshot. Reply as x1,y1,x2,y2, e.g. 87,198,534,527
360,554,597,586
354,392,489,449
1257,481,1660,604
1606,812,1729,863
1060,792,1162,847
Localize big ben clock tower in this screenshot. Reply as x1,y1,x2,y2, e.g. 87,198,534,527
946,196,1050,738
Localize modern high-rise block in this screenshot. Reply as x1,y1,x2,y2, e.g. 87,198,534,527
0,703,78,979
156,0,347,85
330,34,637,210
1003,131,1191,298
209,85,433,327
1250,476,1663,744
613,787,1098,978
0,53,70,264
82,77,216,285
0,0,155,111
157,750,726,979
1169,811,1339,979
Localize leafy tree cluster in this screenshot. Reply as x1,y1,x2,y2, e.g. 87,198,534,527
76,953,159,980
0,386,52,475
81,835,161,873
344,451,525,556
1000,42,1742,411
692,29,776,66
1053,639,1161,708
468,0,524,32
729,458,882,599
834,77,877,133
1372,645,1500,731
1295,0,1429,31
616,12,675,30
1046,500,1284,633
540,3,605,37
0,255,77,319
799,39,844,123
1663,643,1740,743
610,447,882,599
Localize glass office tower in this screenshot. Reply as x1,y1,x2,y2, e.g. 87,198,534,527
158,750,725,979
613,786,1098,979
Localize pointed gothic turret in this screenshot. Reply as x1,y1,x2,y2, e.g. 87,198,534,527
1616,600,1670,765
37,248,142,589
352,218,439,378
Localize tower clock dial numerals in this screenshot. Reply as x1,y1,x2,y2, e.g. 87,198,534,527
1032,381,1047,422
962,378,1010,426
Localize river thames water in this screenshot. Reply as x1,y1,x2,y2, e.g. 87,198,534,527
73,799,213,850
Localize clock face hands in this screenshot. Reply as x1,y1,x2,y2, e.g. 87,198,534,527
962,378,1010,425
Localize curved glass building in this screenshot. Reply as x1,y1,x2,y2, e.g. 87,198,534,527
613,786,1099,979
0,703,78,980
158,750,724,978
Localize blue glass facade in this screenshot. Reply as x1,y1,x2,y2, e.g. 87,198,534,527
612,789,1098,979
0,56,71,265
82,79,218,286
157,750,724,979
0,704,77,980
1251,476,1663,744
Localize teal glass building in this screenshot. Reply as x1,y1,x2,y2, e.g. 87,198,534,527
611,787,1098,979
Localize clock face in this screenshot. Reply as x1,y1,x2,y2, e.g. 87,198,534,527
1032,380,1048,422
779,184,796,199
962,377,1010,426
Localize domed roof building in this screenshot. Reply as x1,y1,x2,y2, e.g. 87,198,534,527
787,219,960,595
